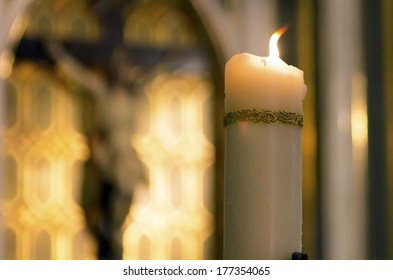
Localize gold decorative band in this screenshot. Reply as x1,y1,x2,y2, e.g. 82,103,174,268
224,109,304,128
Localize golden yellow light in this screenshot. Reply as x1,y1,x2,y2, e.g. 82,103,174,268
351,109,368,147
351,73,368,149
0,50,15,78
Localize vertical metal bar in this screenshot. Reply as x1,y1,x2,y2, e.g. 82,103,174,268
320,0,366,259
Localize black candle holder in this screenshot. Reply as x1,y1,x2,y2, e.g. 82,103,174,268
292,252,308,260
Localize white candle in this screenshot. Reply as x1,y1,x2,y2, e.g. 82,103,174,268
224,27,307,259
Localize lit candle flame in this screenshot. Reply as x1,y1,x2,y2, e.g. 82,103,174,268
269,25,288,58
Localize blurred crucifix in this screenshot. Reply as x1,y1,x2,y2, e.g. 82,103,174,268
47,39,151,259
42,0,179,255
17,0,180,258
41,0,186,259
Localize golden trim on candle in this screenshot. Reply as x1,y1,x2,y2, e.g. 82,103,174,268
224,109,304,128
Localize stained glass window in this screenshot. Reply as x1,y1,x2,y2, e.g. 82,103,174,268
3,63,93,259
2,0,218,259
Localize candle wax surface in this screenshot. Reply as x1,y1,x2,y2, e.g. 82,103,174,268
225,53,306,113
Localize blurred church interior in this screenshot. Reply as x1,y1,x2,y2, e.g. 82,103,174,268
0,0,392,260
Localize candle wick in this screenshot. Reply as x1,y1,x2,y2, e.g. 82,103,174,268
261,59,266,66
